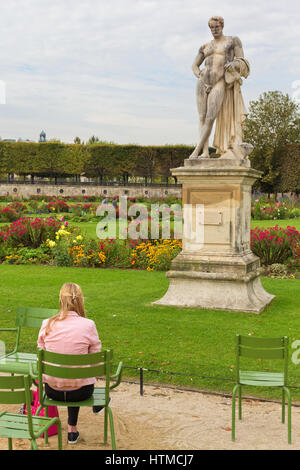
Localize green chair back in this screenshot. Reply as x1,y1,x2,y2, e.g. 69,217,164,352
235,335,289,385
0,375,33,405
37,349,113,404
2,307,59,357
36,349,122,449
0,374,35,440
0,374,63,449
15,307,59,328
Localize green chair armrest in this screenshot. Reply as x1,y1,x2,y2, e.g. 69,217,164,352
0,328,18,332
110,362,123,390
29,361,38,379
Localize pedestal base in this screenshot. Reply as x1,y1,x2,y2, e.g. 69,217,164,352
153,158,275,313
153,269,274,313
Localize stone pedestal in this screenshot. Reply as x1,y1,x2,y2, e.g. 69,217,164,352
154,158,274,313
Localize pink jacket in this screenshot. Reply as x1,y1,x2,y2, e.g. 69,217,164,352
37,311,101,391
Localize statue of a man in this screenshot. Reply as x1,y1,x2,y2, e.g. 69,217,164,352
190,16,251,160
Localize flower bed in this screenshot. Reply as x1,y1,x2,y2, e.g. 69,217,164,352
2,217,61,248
251,196,300,220
46,200,70,213
0,214,183,270
250,225,300,268
0,206,20,222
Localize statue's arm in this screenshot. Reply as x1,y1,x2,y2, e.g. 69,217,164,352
224,37,246,74
233,36,244,59
192,50,205,79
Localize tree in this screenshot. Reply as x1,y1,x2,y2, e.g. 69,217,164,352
74,136,82,144
278,143,300,194
86,135,101,145
244,91,300,193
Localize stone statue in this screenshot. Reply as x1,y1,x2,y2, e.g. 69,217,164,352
190,16,252,162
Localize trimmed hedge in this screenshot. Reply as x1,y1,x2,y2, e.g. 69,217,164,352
0,141,196,181
2,140,297,189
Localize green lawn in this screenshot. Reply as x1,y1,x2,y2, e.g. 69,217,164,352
251,219,300,231
1,265,300,401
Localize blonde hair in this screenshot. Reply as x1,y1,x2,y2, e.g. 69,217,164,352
45,283,86,336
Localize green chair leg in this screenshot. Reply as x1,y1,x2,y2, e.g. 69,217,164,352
56,419,63,450
8,438,12,450
31,439,38,450
104,407,108,444
282,388,285,424
232,384,240,442
238,386,242,420
284,387,292,444
108,406,116,450
44,406,49,445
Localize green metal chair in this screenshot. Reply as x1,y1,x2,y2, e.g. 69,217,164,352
0,374,62,450
37,348,123,450
0,307,58,376
232,335,291,444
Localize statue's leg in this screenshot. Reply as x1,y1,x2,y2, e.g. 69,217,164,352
190,80,207,158
190,79,225,159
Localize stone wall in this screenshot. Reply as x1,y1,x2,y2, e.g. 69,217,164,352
0,183,182,199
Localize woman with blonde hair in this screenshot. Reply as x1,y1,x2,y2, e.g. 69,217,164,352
37,282,102,444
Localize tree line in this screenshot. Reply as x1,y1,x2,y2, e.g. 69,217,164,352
0,91,299,192
0,142,197,184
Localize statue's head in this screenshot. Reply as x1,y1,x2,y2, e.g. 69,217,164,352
208,16,224,38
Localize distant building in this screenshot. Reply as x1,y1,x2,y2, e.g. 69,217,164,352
17,138,35,142
1,137,36,142
39,130,46,142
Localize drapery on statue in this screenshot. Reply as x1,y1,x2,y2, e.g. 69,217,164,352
189,16,253,161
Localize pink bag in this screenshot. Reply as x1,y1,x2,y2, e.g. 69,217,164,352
24,387,59,437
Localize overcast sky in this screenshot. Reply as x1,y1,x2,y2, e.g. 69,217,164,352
0,0,299,145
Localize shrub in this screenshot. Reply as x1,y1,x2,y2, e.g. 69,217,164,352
0,206,20,222
264,263,289,278
46,200,69,213
70,238,106,267
96,239,137,268
5,246,51,265
7,201,27,213
69,203,96,216
27,200,40,212
69,204,83,217
250,226,300,266
251,196,300,220
130,239,182,271
3,217,61,248
52,240,73,267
